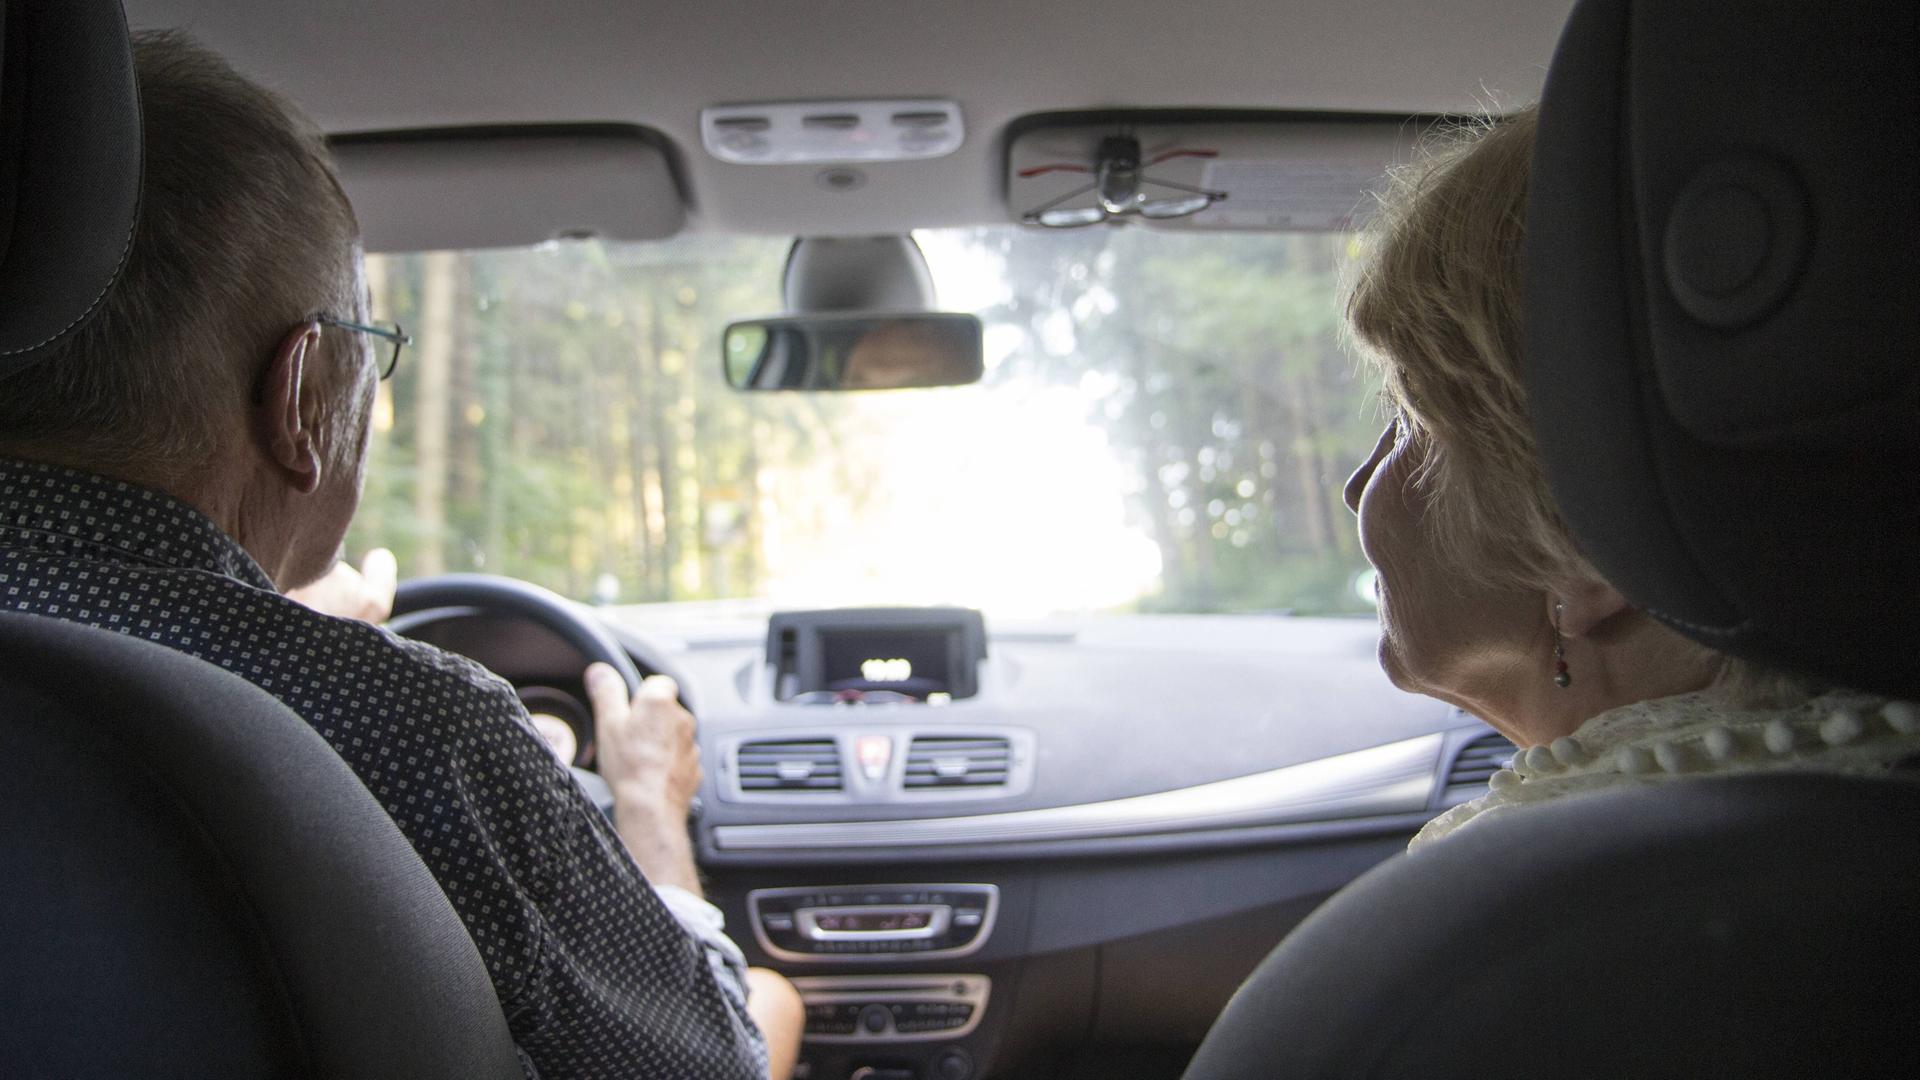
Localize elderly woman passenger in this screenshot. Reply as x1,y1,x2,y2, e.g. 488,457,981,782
1339,107,1920,849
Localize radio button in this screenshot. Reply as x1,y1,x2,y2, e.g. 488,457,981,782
933,1050,974,1080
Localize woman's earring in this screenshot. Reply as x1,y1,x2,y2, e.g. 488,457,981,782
1552,602,1572,689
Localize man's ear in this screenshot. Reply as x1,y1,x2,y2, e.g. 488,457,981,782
1553,577,1634,639
256,322,325,495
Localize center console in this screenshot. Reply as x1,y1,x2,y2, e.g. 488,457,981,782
792,974,989,1042
748,884,1001,1080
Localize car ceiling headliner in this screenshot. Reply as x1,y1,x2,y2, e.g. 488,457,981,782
123,0,1573,237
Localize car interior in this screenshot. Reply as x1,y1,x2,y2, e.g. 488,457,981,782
2,1,1914,1079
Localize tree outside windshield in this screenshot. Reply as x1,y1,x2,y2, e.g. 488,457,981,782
349,227,1381,616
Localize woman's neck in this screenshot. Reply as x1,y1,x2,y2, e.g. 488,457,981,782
1448,614,1722,748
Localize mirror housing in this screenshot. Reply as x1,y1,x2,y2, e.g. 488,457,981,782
784,236,936,313
723,313,983,392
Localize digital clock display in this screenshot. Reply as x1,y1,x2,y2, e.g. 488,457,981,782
860,657,913,682
819,627,954,694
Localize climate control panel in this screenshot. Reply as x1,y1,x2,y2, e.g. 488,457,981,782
748,884,998,962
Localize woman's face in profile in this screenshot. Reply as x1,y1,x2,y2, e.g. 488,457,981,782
1344,423,1534,705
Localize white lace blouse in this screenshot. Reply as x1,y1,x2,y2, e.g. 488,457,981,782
1411,689,1920,851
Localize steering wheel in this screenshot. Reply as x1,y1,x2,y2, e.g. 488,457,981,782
388,573,646,817
391,574,644,693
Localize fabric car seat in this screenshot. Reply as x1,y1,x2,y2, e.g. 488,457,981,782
1,3,521,1076
1181,1,1920,1076
0,614,524,1079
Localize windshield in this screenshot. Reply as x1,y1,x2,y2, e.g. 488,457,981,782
350,227,1381,616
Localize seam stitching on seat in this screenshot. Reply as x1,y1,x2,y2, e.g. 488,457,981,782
1642,605,1752,639
1,8,146,362
0,206,139,357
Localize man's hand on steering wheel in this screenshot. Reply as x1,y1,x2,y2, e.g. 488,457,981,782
299,564,801,1066
588,665,701,815
302,565,707,894
287,548,398,623
584,663,704,895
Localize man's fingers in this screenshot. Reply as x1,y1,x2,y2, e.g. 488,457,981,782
584,662,631,720
637,676,693,742
637,673,679,703
360,548,398,615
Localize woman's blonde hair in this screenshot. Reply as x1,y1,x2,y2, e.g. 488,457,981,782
1346,107,1810,703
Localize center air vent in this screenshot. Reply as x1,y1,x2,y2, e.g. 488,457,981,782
737,738,843,793
1445,730,1517,791
904,736,1011,790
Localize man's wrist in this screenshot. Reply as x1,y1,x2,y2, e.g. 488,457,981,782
610,785,702,894
609,777,690,818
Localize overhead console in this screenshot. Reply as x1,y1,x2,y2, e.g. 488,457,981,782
768,607,987,704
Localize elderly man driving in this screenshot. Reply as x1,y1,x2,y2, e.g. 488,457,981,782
0,32,801,1080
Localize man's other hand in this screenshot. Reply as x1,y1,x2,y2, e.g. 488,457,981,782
586,663,703,893
286,548,397,624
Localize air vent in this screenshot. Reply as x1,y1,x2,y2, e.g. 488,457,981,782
737,738,843,793
904,736,1011,790
1445,731,1518,789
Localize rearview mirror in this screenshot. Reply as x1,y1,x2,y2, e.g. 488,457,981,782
722,313,983,391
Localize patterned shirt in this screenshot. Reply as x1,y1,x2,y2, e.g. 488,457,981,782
0,458,766,1080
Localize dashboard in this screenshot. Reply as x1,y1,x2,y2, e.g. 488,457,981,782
400,603,1508,1080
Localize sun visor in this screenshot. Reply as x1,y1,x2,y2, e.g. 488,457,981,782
330,128,685,253
1005,115,1426,232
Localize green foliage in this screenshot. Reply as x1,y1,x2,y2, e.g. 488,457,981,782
347,227,1382,615
971,227,1380,614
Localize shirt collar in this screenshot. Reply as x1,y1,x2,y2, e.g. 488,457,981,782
0,457,276,590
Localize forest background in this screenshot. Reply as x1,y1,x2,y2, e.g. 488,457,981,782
350,227,1382,617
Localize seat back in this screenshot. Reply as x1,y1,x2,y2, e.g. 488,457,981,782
1182,775,1920,1078
0,612,523,1079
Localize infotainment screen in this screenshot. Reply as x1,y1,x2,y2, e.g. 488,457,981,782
818,627,958,696
766,607,987,702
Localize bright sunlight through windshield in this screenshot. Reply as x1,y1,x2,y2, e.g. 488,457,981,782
349,227,1380,617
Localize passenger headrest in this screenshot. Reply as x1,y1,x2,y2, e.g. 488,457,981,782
0,0,141,379
1526,0,1919,698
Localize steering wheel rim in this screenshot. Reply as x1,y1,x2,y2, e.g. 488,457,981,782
390,574,644,697
389,574,661,817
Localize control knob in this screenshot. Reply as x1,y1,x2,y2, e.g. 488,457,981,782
933,1048,974,1080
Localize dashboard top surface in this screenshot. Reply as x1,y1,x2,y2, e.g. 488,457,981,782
401,606,1465,837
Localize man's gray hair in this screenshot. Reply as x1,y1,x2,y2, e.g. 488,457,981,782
0,31,358,484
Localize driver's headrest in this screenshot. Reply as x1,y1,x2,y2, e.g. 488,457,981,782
0,0,142,379
1526,0,1919,698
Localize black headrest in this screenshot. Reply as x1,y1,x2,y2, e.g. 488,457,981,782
1525,0,1920,699
0,0,142,379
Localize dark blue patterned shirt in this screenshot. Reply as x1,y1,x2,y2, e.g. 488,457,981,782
0,458,766,1080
